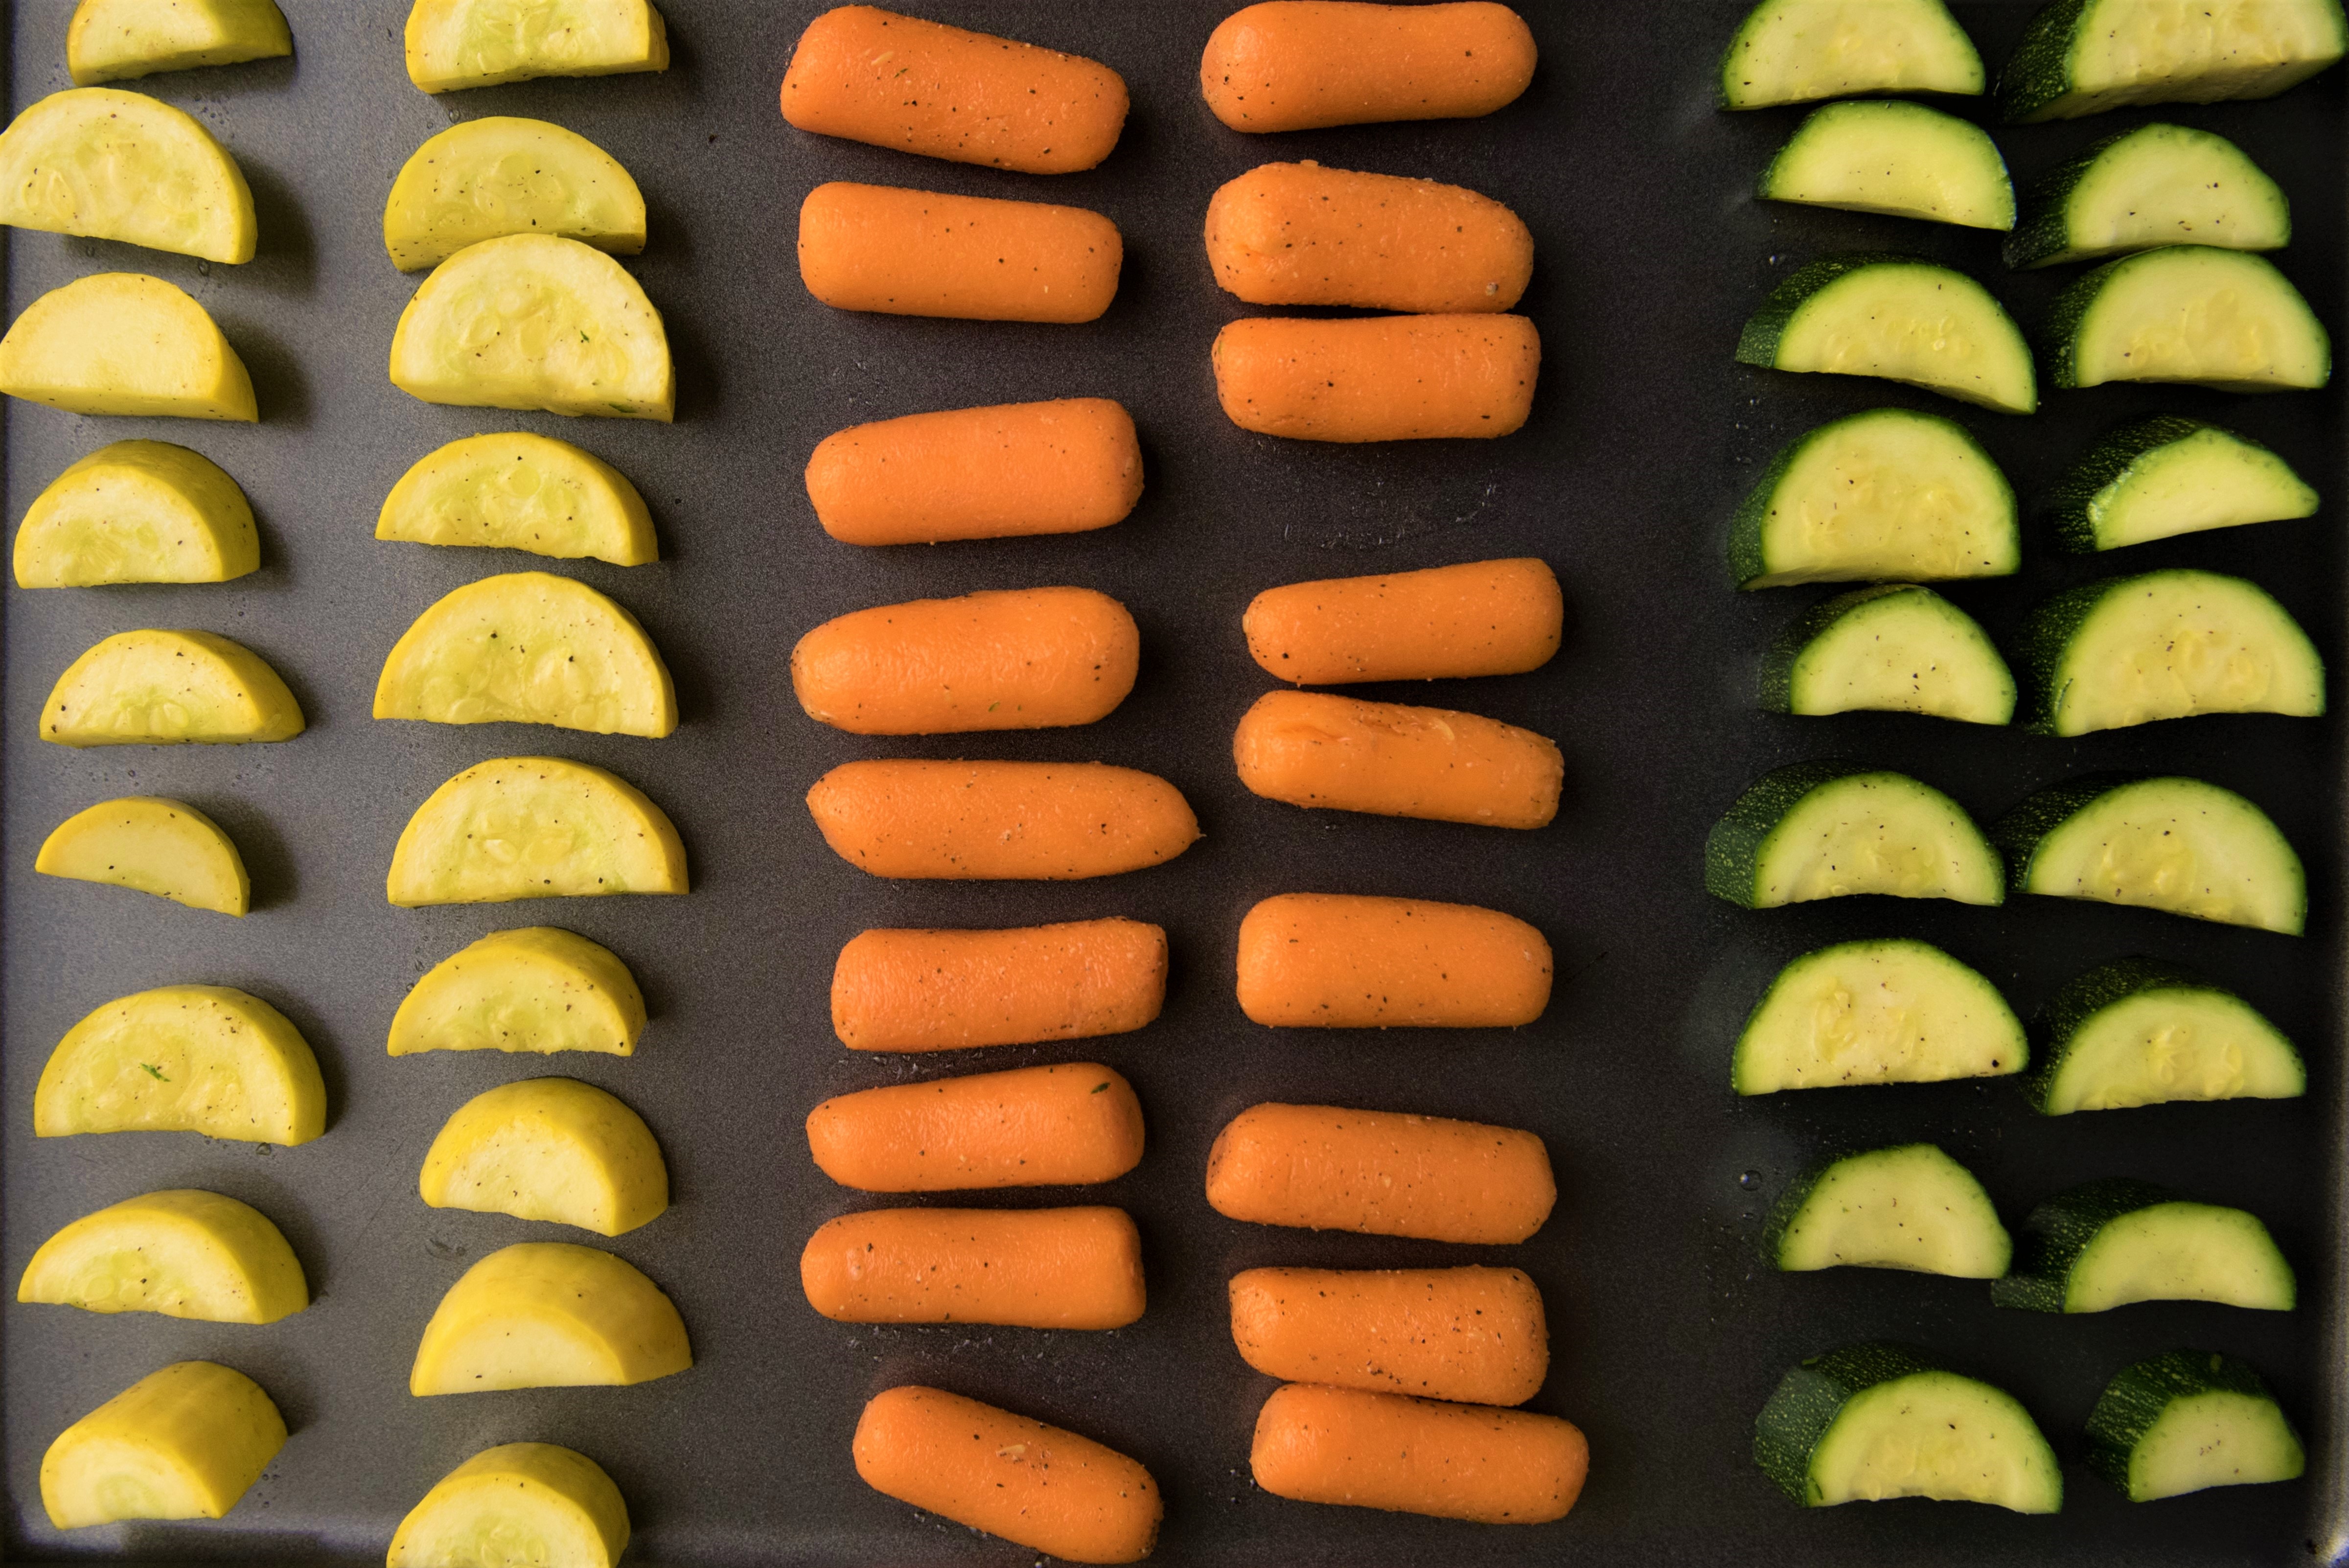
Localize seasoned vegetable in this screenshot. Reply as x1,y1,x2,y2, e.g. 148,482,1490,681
405,0,668,93
18,1189,306,1323
1992,1178,2295,1313
411,1242,690,1393
0,87,254,261
1762,584,2014,723
806,760,1198,880
2049,416,2317,553
389,927,646,1056
798,181,1121,323
1245,558,1563,683
1765,1144,2010,1275
1252,1384,1589,1523
1200,1,1537,131
0,273,255,419
1213,313,1541,440
1229,1265,1548,1405
2086,1351,2304,1501
35,985,324,1145
831,919,1166,1052
1706,762,2003,908
377,431,657,564
15,441,257,586
1233,690,1563,828
36,796,249,915
41,628,301,747
1721,0,1983,108
1206,1102,1555,1243
2025,958,2303,1114
420,1078,668,1235
375,571,677,737
1206,162,1534,311
806,397,1142,545
387,756,688,906
1759,101,2011,229
1994,774,2305,933
384,116,644,271
801,1206,1145,1327
389,1444,629,1568
2005,124,2289,269
1733,939,2025,1093
1998,0,2347,121
40,1361,283,1528
807,1062,1144,1192
1737,254,2035,413
67,0,291,85
1236,893,1552,1028
2044,247,2329,392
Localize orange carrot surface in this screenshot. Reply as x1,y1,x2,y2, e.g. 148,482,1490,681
806,1062,1145,1191
1233,689,1562,829
1230,1265,1548,1405
1200,2,1537,133
1206,162,1533,312
792,587,1139,735
801,1205,1144,1327
807,760,1199,879
782,7,1128,174
805,398,1143,546
1205,1102,1554,1243
1236,893,1551,1028
1213,314,1539,442
1251,1383,1588,1524
1245,557,1562,684
855,1385,1161,1564
832,918,1168,1051
799,182,1121,323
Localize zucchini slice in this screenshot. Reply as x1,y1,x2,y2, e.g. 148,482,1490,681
1995,774,2304,933
1759,101,2013,230
1763,585,2014,723
1998,0,2348,122
1738,254,2037,414
2005,124,2289,270
1991,1178,2295,1313
1734,939,2025,1094
2017,568,2324,735
2026,958,2304,1114
1722,0,1985,109
1730,409,2018,588
2049,416,2318,553
1754,1343,2061,1511
2044,247,2330,392
2086,1351,2305,1501
1765,1144,2012,1274
1707,762,2003,908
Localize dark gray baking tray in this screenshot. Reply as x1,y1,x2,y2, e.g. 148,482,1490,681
1,0,2342,1562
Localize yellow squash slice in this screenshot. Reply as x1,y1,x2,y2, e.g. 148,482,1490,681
36,795,250,915
389,1443,630,1568
405,0,670,93
389,926,646,1057
15,440,258,587
390,233,672,419
0,273,255,419
388,756,688,906
420,1078,668,1236
411,1241,691,1394
35,983,325,1145
40,1360,284,1529
375,571,676,737
18,1188,307,1324
386,116,645,271
379,432,657,565
68,0,293,85
41,628,303,746
0,88,255,262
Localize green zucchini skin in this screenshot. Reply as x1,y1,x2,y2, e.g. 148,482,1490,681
1996,0,2096,122
1989,770,2137,882
2085,1350,2304,1499
2041,247,2330,391
2004,125,2289,269
1704,760,1859,906
2021,957,2301,1112
2041,253,2121,387
1762,584,2014,721
1998,0,2349,121
1735,253,1911,369
1754,1342,1946,1502
1990,1177,2174,1311
2047,416,2313,553
1992,773,2306,933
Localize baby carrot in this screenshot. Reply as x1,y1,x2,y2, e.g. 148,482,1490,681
792,587,1139,735
801,1205,1144,1327
1251,1383,1588,1524
854,1385,1161,1564
832,919,1168,1051
1205,1102,1554,1243
799,182,1121,323
806,1062,1145,1191
806,760,1199,879
1245,557,1562,684
1236,893,1551,1028
782,7,1128,174
1206,162,1533,313
1229,1265,1548,1405
1233,690,1562,829
1213,314,1539,442
805,398,1143,546
1200,2,1537,133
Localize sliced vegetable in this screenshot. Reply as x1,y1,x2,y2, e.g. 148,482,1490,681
384,116,645,271
2044,247,2329,392
34,984,325,1145
40,1361,284,1529
405,0,668,93
1998,0,2348,121
1731,408,2018,588
0,273,255,420
40,628,302,746
418,1078,668,1236
374,570,677,736
14,440,257,587
67,0,292,85
1759,101,2012,229
1705,762,2003,908
1995,774,2303,934
1765,1144,2012,1275
2086,1351,2304,1501
388,927,646,1057
1991,1178,2294,1312
2049,416,2317,553
1762,585,2014,723
2005,124,2290,269
2026,958,2303,1114
410,1241,691,1394
1721,0,1985,108
389,1444,629,1568
17,1188,306,1324
1733,938,2025,1093
35,796,249,915
1738,254,2035,413
387,757,688,906
0,87,254,262
377,431,657,565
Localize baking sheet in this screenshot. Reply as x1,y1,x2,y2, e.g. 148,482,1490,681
1,1,2343,1562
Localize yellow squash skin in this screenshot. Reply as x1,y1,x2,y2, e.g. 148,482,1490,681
68,0,293,85
405,0,668,92
389,926,646,1056
36,795,250,914
388,1443,630,1568
35,983,325,1145
40,1360,285,1529
385,116,645,270
0,273,256,419
389,233,672,420
419,1078,668,1236
18,1188,307,1324
15,440,259,587
375,571,676,737
411,1241,691,1394
388,756,688,906
41,628,303,746
0,87,255,262
378,432,658,565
